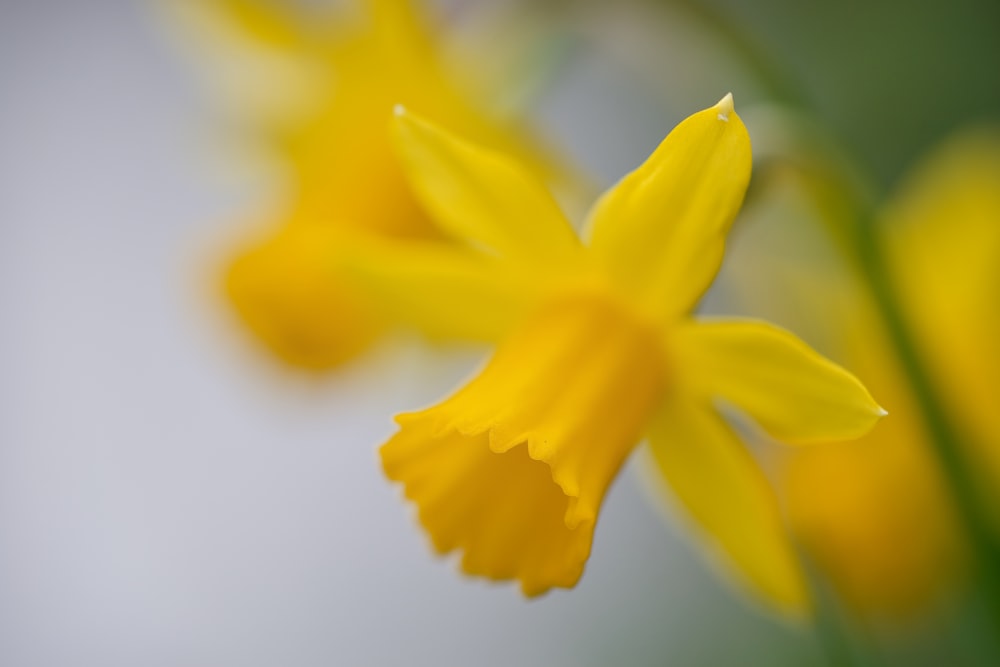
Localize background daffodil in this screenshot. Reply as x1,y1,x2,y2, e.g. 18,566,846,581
883,130,1000,527
360,96,885,608
179,0,569,369
721,126,1000,619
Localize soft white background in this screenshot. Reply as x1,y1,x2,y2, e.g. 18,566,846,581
1,1,819,665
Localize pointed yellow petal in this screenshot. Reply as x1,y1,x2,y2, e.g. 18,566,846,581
364,0,428,50
675,319,885,444
390,107,580,262
339,233,538,343
196,0,304,50
586,94,751,317
645,398,809,613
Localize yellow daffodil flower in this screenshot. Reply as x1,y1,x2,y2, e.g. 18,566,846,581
884,130,1000,526
723,127,1000,617
186,0,565,369
362,96,884,608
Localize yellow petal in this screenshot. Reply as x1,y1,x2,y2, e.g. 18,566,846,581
390,107,581,262
645,398,809,613
191,0,304,50
675,319,885,444
381,289,667,595
586,94,751,318
339,233,539,343
224,224,382,369
362,0,430,53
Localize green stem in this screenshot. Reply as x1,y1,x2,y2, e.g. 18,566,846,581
813,610,861,667
812,594,873,667
852,211,1000,640
802,553,887,667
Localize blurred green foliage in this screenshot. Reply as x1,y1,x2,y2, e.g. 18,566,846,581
681,0,1000,191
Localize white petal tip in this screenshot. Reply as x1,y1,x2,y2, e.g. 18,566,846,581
877,407,889,417
716,92,734,121
393,104,407,117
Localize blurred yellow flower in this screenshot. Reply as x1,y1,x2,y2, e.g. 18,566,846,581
724,127,1000,617
884,131,1000,527
366,96,884,607
185,0,564,369
780,280,966,618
